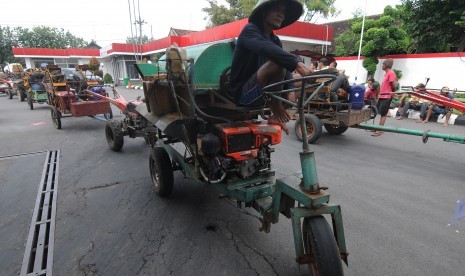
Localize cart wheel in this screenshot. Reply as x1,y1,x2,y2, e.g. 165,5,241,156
50,107,62,129
8,90,13,99
19,90,26,102
303,216,344,276
370,105,378,119
149,147,174,197
324,124,348,135
103,108,113,120
294,114,322,143
27,93,33,110
105,119,124,151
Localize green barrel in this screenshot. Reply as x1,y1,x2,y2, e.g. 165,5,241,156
155,42,235,89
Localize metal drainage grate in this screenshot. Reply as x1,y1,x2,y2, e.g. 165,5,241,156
21,150,60,276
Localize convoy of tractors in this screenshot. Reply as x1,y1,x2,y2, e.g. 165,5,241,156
3,41,465,276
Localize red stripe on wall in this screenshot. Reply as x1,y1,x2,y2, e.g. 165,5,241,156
12,47,99,57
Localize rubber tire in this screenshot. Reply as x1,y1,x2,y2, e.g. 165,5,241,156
27,93,33,110
294,114,322,144
303,216,344,276
103,107,113,120
324,124,348,135
50,107,62,129
105,119,124,151
370,105,378,119
19,90,26,102
149,147,174,197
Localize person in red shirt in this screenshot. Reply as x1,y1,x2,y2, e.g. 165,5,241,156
365,79,379,101
372,58,397,137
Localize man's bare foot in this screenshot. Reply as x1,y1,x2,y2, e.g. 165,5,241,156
421,120,428,124
416,119,423,123
443,123,449,127
396,117,403,120
270,101,291,123
268,116,289,135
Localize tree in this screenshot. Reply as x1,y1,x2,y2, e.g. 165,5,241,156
126,35,151,44
402,0,465,52
302,0,340,23
0,26,20,64
16,26,87,48
202,0,339,27
88,57,100,75
202,0,255,28
334,5,409,76
1,25,88,64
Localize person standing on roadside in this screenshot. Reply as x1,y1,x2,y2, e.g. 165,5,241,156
372,58,396,137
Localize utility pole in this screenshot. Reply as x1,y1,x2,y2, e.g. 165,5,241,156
134,17,146,59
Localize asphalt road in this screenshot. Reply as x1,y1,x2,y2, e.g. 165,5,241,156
0,87,464,276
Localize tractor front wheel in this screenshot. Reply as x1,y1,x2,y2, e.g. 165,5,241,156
149,147,174,197
105,119,124,151
303,216,344,276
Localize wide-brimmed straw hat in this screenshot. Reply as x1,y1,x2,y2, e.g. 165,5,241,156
249,0,304,29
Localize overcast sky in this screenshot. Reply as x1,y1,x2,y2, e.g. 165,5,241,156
0,0,402,47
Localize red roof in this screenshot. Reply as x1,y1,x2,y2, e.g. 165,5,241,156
13,19,333,58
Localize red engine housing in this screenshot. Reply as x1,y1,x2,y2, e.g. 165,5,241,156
213,121,282,161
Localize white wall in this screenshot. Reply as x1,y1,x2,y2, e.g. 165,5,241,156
335,55,465,91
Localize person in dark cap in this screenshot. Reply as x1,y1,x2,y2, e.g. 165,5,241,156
230,0,312,134
372,58,397,136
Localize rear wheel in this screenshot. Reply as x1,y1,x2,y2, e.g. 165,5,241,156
149,147,174,197
19,90,26,102
324,124,348,135
105,119,124,151
50,107,62,129
294,114,322,143
27,93,33,110
303,216,344,276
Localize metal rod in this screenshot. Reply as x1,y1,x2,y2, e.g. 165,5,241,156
356,123,465,144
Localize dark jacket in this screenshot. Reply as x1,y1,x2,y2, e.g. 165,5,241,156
230,23,299,103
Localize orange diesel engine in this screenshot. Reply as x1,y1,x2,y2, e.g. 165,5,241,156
199,121,282,182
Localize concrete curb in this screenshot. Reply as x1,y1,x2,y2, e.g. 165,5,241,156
389,108,459,125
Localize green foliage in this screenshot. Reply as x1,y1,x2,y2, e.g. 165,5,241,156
402,0,465,52
0,25,88,64
334,5,409,80
16,26,87,48
333,29,359,56
362,56,378,75
126,35,151,44
202,0,255,27
202,0,340,27
393,69,403,79
302,0,340,22
103,73,113,84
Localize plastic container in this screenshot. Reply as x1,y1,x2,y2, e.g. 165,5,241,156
348,85,365,110
123,77,130,86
